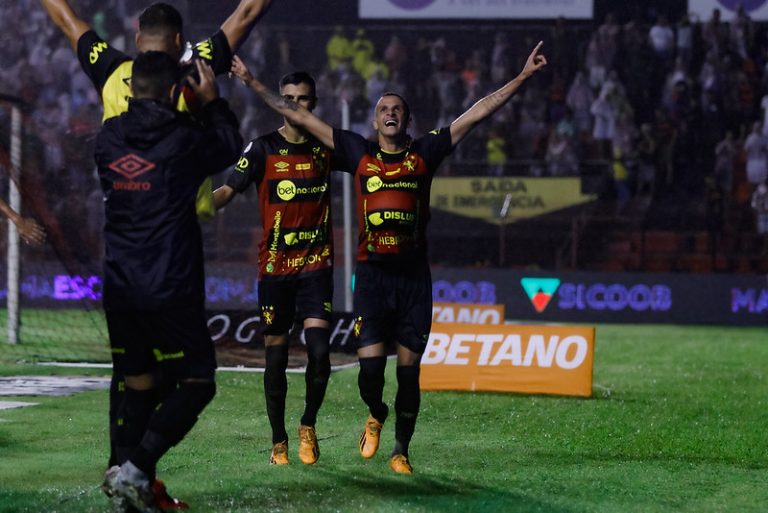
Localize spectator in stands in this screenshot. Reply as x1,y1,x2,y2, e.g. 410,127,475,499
636,123,657,198
745,121,768,189
566,70,594,140
384,35,407,75
649,15,675,67
752,179,768,237
351,28,375,77
703,8,729,56
546,122,579,176
590,86,615,158
714,130,738,195
326,26,353,72
486,126,507,176
676,13,693,69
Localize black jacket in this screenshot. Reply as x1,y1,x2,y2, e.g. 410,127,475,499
94,98,242,309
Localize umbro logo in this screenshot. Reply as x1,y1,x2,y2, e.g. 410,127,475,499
109,154,156,179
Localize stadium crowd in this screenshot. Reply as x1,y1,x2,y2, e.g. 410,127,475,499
2,1,768,257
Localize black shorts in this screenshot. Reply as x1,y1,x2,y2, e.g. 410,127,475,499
106,306,216,381
258,271,333,335
353,260,432,354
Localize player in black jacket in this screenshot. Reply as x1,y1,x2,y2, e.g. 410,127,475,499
96,53,241,513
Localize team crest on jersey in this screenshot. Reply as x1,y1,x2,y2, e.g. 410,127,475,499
324,302,332,313
353,316,363,337
366,163,381,174
261,305,276,325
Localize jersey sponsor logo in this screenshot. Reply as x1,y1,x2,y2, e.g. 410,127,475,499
235,156,249,172
283,227,323,247
367,210,415,226
286,246,331,268
267,211,282,273
296,163,311,171
195,39,214,60
279,149,289,155
108,154,155,192
270,178,328,203
365,176,419,193
89,41,108,64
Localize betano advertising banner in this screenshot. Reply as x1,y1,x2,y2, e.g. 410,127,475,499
432,302,504,324
360,0,594,19
689,0,768,21
421,323,595,396
430,177,595,224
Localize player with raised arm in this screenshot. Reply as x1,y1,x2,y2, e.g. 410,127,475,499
96,53,241,512
214,71,335,466
38,1,271,506
230,41,547,474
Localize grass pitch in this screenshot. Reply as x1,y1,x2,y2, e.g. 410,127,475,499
0,324,767,512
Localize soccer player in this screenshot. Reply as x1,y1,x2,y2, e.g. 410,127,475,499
39,0,271,503
213,71,335,466
96,53,241,512
230,41,547,474
0,198,45,245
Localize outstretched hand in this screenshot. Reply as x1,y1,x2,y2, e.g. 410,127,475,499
186,59,219,105
522,41,548,78
230,55,254,87
17,217,45,246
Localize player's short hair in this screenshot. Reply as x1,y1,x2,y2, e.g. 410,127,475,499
131,51,179,100
279,72,317,99
380,92,410,121
139,3,183,37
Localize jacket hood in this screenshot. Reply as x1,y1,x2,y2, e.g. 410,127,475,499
122,99,179,149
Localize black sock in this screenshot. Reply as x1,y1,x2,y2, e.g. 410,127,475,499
301,327,331,427
393,365,420,457
108,373,124,467
115,387,158,466
358,356,388,423
130,381,216,478
265,344,289,443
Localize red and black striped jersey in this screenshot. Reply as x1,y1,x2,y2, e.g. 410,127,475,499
226,131,334,280
332,128,453,263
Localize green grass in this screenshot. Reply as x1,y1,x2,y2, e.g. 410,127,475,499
0,324,767,512
0,309,110,363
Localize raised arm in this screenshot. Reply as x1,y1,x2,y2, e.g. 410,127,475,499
450,41,547,146
230,55,335,149
0,198,45,245
40,0,90,50
220,0,273,52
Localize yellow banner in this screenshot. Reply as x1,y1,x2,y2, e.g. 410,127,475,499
430,177,595,224
421,323,595,397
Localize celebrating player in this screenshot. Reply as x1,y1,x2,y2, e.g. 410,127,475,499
230,41,547,473
214,71,335,466
96,53,241,512
39,0,271,506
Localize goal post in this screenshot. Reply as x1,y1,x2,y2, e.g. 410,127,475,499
1,93,24,344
